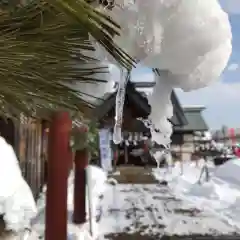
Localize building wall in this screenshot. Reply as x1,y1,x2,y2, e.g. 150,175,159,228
171,132,195,161
182,133,195,161
18,116,47,198
214,136,240,145
0,115,47,198
212,127,240,145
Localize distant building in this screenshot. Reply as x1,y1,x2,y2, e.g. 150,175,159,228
212,127,240,145
171,106,209,161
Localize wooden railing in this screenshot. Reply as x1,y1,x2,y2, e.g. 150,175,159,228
17,116,48,199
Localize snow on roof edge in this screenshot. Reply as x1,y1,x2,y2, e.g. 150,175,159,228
183,105,206,111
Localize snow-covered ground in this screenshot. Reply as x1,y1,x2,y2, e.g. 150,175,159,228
3,153,240,239
30,166,108,240
95,159,240,239
153,159,240,232
96,183,236,239
0,163,108,240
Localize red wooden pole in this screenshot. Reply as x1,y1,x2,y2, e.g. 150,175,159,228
73,147,89,224
45,112,72,240
229,128,236,145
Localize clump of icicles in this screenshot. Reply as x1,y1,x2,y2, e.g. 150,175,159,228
112,68,129,144
146,70,173,147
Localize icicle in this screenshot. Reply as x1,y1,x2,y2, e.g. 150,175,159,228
147,70,173,146
113,69,128,144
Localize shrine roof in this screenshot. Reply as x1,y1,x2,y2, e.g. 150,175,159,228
94,82,188,128
94,81,151,121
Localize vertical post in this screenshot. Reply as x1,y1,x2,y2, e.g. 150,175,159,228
45,112,72,240
73,141,89,224
143,140,149,168
124,143,128,164
86,166,93,236
180,144,183,175
69,146,73,172
113,145,119,171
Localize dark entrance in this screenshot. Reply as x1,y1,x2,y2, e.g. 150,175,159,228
0,118,15,147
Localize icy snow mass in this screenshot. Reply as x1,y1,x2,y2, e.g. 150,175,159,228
0,136,37,232
94,0,232,146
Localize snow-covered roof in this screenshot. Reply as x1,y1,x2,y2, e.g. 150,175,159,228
174,107,208,132
183,105,206,112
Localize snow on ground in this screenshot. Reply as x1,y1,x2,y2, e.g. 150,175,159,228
0,165,107,239
3,156,240,239
30,165,108,239
95,161,240,239
96,183,236,239
152,158,240,232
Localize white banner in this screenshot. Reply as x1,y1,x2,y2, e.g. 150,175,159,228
99,128,112,171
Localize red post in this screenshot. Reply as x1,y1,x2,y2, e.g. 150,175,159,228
45,112,72,240
73,147,89,224
143,140,148,152
229,128,236,145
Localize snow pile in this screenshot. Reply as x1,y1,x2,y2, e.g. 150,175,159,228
94,0,232,146
153,159,217,197
153,159,240,230
0,136,37,232
214,158,240,186
153,159,210,183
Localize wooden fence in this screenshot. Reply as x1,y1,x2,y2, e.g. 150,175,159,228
17,116,49,199
0,115,48,199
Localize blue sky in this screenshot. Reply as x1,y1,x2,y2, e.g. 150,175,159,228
112,0,240,130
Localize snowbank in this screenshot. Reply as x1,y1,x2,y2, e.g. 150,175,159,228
0,137,37,232
152,159,240,230
214,158,240,186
